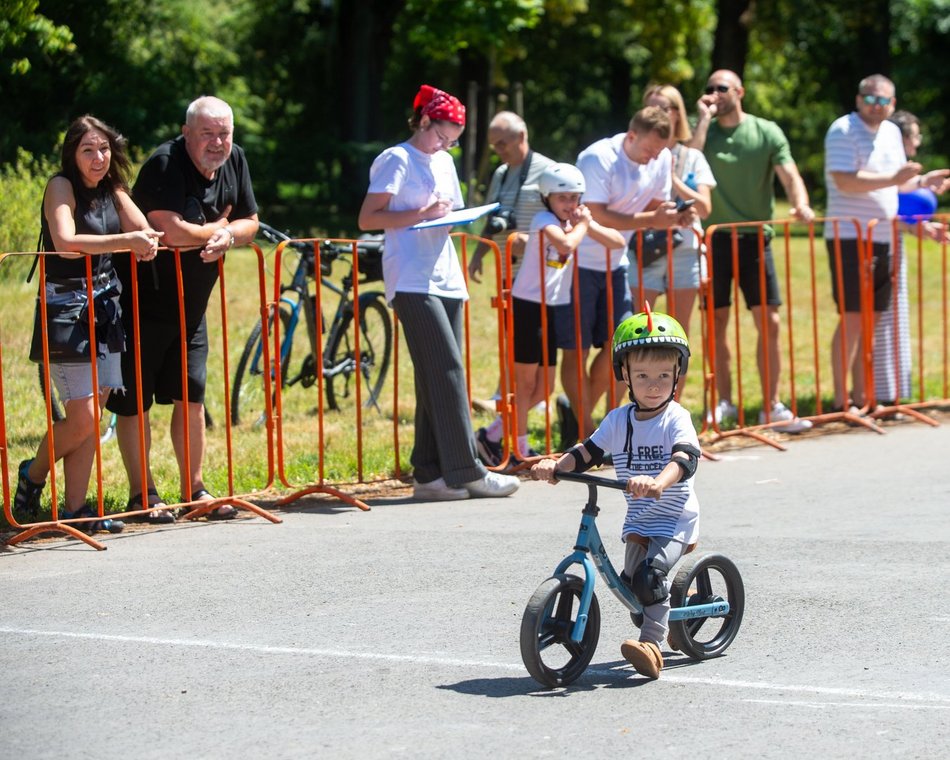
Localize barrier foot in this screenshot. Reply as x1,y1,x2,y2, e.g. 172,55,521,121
705,426,789,452
870,403,940,428
5,522,107,551
701,449,722,462
810,410,886,434
276,484,371,512
179,495,283,523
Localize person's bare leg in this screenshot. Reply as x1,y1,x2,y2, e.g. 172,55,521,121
831,313,864,408
751,304,782,407
61,392,111,510
560,347,595,438
116,411,154,500
713,307,732,403
171,400,207,500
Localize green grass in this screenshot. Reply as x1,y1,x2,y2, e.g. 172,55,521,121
3,221,948,515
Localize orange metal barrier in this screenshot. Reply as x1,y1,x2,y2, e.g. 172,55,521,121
700,217,914,450
3,246,280,551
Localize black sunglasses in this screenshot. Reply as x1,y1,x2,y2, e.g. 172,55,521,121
704,84,731,94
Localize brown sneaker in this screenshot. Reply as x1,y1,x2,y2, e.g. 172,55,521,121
620,640,663,679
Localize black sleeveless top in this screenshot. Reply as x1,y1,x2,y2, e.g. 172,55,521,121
40,174,121,280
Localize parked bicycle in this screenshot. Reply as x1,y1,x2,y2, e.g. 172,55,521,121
230,222,393,426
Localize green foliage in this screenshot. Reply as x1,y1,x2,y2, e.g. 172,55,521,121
0,148,56,275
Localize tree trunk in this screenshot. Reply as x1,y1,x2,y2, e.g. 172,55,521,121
712,0,752,77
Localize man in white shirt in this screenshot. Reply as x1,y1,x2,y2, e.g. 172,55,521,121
560,106,693,441
824,74,949,410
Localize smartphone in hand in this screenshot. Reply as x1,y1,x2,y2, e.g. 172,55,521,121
675,198,696,211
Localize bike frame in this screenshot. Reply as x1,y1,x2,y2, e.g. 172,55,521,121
552,474,731,643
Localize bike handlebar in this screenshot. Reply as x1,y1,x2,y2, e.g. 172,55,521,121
257,221,383,260
554,470,628,491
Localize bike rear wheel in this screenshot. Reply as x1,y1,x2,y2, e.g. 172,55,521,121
324,296,392,411
667,552,744,660
230,305,292,426
520,574,600,688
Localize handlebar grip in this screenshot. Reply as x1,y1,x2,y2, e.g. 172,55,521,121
554,470,628,491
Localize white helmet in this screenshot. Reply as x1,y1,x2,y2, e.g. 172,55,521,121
539,163,586,197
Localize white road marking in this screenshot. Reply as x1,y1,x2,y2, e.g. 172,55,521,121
3,626,949,707
741,698,950,711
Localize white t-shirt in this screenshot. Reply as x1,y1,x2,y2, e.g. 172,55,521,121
511,210,575,305
590,400,700,544
824,112,906,243
576,133,672,271
367,142,467,304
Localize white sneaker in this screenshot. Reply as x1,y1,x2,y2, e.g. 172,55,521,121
759,401,813,433
713,399,737,424
464,471,520,498
412,477,470,501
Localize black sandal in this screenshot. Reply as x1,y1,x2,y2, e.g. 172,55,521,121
127,489,176,524
62,505,125,534
191,489,238,520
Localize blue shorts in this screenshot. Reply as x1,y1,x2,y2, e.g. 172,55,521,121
554,266,633,350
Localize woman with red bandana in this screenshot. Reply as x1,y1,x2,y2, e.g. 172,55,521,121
359,85,519,500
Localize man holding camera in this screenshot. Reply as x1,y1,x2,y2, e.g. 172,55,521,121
468,112,554,283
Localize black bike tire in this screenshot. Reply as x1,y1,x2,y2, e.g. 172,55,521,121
520,574,600,689
324,296,392,411
230,305,292,426
667,552,745,660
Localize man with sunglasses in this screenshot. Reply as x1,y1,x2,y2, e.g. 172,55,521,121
691,69,814,433
824,74,949,413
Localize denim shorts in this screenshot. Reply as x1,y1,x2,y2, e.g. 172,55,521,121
48,354,123,402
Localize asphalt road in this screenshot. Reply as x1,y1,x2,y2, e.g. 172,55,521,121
2,421,949,759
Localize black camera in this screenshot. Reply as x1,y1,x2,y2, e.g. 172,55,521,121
485,207,517,235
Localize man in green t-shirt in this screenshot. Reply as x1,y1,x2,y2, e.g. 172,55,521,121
691,69,815,433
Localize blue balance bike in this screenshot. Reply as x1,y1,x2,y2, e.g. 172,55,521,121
520,471,745,688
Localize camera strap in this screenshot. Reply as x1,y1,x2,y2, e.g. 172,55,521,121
497,149,534,212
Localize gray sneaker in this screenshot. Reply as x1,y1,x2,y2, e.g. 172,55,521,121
412,477,470,501
464,471,519,498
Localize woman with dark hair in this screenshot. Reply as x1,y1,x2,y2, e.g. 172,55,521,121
358,85,519,500
13,115,163,531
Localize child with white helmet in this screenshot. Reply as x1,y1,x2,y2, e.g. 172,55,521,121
476,163,625,467
531,305,702,680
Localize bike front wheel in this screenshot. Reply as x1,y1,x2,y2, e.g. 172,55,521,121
667,552,745,660
520,574,600,688
231,305,292,426
324,296,392,411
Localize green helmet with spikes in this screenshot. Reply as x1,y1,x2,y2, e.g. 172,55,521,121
612,306,690,381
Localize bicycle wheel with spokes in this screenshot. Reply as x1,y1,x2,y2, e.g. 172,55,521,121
324,296,392,411
520,574,600,688
230,305,292,426
667,552,744,660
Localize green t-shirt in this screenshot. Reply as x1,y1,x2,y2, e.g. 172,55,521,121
703,114,793,230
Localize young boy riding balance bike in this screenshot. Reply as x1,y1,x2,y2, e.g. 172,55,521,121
531,306,701,679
